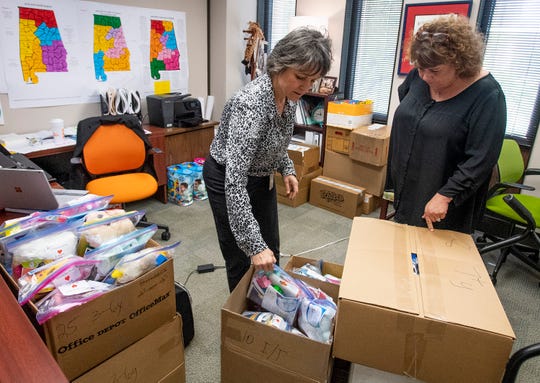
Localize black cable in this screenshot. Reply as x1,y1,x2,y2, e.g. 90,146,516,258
182,265,226,286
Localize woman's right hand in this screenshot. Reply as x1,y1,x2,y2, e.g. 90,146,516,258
251,248,276,272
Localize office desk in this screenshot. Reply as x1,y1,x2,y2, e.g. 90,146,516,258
23,121,217,204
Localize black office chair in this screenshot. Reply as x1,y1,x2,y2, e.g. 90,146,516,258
502,343,540,383
476,139,539,284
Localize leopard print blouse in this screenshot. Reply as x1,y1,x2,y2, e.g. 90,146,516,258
209,73,296,257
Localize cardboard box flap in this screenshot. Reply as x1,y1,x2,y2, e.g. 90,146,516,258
341,218,514,339
340,218,420,315
413,228,515,338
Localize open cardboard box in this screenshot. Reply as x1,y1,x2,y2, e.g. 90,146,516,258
1,239,177,380
73,314,185,383
333,218,515,383
221,266,337,383
283,255,343,300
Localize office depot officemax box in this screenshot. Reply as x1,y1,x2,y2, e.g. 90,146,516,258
73,314,185,383
333,218,515,383
221,266,335,383
40,258,176,380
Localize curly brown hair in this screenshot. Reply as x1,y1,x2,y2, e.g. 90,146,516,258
407,14,485,78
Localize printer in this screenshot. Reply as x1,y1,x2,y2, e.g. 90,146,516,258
146,93,204,128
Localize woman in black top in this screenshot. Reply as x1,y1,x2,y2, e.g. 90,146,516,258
387,15,506,233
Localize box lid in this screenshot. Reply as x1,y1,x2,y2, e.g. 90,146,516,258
340,218,515,338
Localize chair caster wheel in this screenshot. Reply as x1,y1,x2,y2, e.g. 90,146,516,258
161,231,171,241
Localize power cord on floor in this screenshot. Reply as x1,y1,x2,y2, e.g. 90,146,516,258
183,263,226,286
281,236,349,258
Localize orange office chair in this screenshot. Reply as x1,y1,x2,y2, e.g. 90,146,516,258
73,115,170,240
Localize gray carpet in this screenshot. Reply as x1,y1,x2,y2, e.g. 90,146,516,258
130,198,540,383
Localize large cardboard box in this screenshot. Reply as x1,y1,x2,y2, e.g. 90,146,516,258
283,255,343,301
327,100,373,129
310,176,365,219
333,218,515,383
221,266,335,383
276,167,322,207
73,314,185,383
288,142,320,176
323,150,386,197
348,124,391,166
325,125,354,155
40,258,177,380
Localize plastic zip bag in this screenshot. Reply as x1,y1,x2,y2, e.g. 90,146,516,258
17,255,99,305
77,210,145,254
49,195,113,219
107,241,180,284
7,220,83,279
84,225,158,281
35,280,113,324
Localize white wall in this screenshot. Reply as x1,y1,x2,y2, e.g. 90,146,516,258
209,0,256,121
0,0,208,133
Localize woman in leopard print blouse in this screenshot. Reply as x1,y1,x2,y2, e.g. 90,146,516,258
203,27,332,291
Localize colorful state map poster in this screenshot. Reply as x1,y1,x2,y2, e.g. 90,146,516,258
150,19,180,80
19,7,67,84
93,14,130,81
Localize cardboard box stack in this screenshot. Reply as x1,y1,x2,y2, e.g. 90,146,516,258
333,217,515,383
0,205,185,382
316,101,390,218
221,256,343,383
280,142,321,207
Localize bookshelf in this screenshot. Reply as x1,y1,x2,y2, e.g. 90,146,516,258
294,92,340,165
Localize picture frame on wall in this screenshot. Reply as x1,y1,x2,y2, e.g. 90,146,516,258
318,76,337,95
398,1,472,75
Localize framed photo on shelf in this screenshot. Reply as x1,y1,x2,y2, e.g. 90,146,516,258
398,1,472,75
318,76,337,95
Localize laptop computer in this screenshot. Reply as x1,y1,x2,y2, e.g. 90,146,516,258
0,144,55,181
0,168,88,212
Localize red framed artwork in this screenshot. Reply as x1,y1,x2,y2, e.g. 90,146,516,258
398,1,472,75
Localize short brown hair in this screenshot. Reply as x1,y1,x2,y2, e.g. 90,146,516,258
407,15,485,78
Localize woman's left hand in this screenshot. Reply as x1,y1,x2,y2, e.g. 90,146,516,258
422,193,452,231
283,174,299,200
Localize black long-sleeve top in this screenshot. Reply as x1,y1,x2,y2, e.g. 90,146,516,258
387,69,506,233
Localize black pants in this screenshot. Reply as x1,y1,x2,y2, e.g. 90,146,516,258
203,155,280,292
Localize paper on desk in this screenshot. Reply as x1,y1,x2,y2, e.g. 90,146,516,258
0,131,76,154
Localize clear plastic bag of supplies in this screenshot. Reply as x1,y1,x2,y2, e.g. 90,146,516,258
76,210,145,255
106,241,180,284
84,225,158,281
35,280,113,324
7,220,83,279
17,255,99,305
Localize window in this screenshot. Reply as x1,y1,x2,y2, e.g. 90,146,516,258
345,0,402,123
479,0,540,146
257,0,297,51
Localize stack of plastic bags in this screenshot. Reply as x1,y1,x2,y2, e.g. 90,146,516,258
245,264,337,343
0,194,180,325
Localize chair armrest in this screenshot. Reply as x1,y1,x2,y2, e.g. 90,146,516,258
487,181,535,197
524,167,540,176
502,342,540,383
503,194,536,229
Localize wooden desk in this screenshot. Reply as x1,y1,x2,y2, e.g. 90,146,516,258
145,120,218,166
0,269,68,382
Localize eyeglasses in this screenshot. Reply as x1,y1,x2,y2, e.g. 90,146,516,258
415,31,449,44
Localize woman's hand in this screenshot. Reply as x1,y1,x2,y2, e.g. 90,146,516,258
283,174,299,200
422,193,452,231
251,248,276,272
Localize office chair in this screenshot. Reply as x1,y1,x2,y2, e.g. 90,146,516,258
502,342,540,383
73,115,171,241
476,139,539,284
